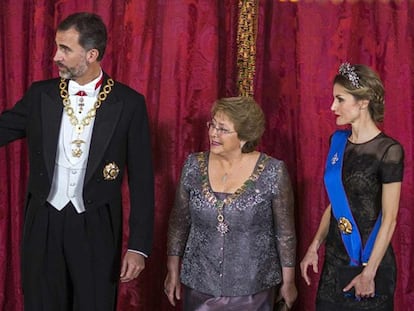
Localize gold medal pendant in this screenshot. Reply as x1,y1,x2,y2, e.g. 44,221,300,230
72,147,82,158
71,139,85,158
338,217,353,234
215,201,229,235
216,219,229,235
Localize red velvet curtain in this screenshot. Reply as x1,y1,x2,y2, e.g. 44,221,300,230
0,1,413,310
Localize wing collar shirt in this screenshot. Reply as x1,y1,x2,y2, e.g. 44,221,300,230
47,72,103,213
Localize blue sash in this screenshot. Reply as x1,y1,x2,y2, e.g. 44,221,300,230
324,130,382,266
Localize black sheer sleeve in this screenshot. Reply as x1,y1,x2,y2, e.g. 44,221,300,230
380,143,404,183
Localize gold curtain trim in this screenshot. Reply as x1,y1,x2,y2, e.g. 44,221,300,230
237,0,258,97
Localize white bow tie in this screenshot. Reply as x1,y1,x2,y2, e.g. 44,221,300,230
68,81,96,97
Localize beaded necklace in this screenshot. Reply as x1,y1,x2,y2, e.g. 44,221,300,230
197,152,268,235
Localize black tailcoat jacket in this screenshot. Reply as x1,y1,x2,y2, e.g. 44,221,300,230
0,73,154,279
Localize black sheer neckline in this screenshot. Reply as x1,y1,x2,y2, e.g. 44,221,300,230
347,132,383,145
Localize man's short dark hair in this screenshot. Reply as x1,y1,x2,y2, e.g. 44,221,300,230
57,12,107,61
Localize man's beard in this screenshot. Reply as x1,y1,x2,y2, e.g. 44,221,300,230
55,61,88,80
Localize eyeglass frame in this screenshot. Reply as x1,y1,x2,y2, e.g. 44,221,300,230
206,121,237,136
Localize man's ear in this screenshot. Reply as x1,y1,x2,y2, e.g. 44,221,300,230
86,48,99,63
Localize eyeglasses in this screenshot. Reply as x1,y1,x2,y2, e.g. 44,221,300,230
206,121,236,136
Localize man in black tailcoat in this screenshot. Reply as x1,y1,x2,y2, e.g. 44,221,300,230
0,12,154,310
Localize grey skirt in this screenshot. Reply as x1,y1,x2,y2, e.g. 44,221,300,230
183,285,277,311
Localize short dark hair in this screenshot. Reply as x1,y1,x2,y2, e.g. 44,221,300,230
57,12,107,61
211,97,265,153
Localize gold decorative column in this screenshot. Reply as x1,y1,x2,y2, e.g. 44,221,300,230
237,0,258,97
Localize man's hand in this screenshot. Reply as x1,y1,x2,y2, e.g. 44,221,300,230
120,251,145,282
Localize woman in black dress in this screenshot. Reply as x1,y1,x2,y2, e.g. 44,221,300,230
300,63,404,311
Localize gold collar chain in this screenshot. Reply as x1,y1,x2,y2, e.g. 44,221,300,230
59,77,114,157
59,78,114,134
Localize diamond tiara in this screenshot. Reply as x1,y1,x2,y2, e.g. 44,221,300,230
338,62,361,88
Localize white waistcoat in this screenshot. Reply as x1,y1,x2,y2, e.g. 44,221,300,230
47,74,102,213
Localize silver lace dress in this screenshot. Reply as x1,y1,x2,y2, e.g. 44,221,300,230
167,152,296,309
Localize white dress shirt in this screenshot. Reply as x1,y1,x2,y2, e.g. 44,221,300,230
47,73,103,213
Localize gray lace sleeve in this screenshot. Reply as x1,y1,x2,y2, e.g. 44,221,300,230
272,161,296,267
166,157,192,256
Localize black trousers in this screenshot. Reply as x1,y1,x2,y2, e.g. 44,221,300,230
22,202,119,311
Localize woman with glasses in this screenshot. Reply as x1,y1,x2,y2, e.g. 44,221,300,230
164,97,297,310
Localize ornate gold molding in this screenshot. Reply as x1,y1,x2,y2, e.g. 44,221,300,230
237,0,258,97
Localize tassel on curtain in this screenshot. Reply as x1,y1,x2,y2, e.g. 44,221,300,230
237,0,258,97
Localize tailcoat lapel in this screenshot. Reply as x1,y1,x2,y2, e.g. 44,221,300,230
41,82,63,182
84,77,123,184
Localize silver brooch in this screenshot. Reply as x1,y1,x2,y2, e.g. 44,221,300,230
331,153,339,165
